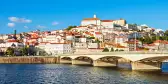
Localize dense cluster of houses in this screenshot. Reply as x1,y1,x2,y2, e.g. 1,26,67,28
0,15,167,56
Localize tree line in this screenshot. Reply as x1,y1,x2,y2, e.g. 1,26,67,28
0,46,37,56
137,30,168,44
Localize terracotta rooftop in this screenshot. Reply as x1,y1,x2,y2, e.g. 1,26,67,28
7,39,17,42
105,43,127,48
101,20,114,22
154,40,168,44
95,32,101,35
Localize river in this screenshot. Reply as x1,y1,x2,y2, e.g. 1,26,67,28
0,63,168,84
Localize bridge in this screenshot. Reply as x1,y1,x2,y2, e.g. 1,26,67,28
58,51,168,71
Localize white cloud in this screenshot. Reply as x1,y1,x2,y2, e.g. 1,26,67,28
8,17,18,22
52,21,59,26
24,26,28,29
7,23,15,27
36,25,46,29
8,17,32,23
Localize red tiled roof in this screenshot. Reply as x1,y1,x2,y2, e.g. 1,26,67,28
90,34,94,37
85,32,94,36
101,20,113,22
154,40,162,43
126,41,139,44
85,32,90,35
105,43,127,48
154,40,168,44
164,41,168,44
95,32,101,35
7,39,17,42
80,36,85,38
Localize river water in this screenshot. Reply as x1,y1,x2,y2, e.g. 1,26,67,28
0,63,168,84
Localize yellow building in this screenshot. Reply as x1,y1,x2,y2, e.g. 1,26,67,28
113,19,126,26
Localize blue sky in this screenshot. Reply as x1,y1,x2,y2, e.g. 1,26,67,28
0,0,168,34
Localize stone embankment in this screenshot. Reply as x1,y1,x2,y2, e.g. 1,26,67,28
0,56,60,64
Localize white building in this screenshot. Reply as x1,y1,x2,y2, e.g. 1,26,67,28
101,28,114,33
94,32,103,41
66,34,74,41
81,15,126,30
101,20,114,28
45,35,65,43
75,43,87,49
0,34,8,40
0,39,24,48
81,15,101,26
88,43,99,49
71,26,89,32
79,37,87,43
38,43,72,55
115,36,128,46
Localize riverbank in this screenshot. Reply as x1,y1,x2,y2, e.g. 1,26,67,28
0,56,59,64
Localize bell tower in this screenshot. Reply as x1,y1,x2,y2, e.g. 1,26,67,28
93,14,97,18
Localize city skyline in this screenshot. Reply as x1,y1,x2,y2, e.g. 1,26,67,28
0,0,168,34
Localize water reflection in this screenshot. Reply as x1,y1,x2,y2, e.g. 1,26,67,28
0,64,168,84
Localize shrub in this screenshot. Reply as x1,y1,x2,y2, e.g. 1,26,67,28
102,48,109,52
115,49,119,51
111,48,114,52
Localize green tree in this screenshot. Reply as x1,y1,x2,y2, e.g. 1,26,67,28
159,36,164,40
165,36,168,41
119,49,124,51
66,26,77,30
143,36,153,44
115,49,119,51
164,30,168,36
111,48,114,52
95,38,100,43
137,37,144,44
102,48,109,52
6,47,14,56
151,35,157,42
123,29,129,32
87,37,95,39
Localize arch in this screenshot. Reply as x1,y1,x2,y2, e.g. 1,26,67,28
61,56,73,59
74,56,94,61
137,56,168,62
73,56,94,63
95,55,132,61
61,57,72,60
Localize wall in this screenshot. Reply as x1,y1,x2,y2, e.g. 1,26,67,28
75,43,87,49
81,20,101,26
113,19,126,26
0,57,58,64
101,22,114,28
74,48,103,54
79,38,86,43
88,43,98,48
